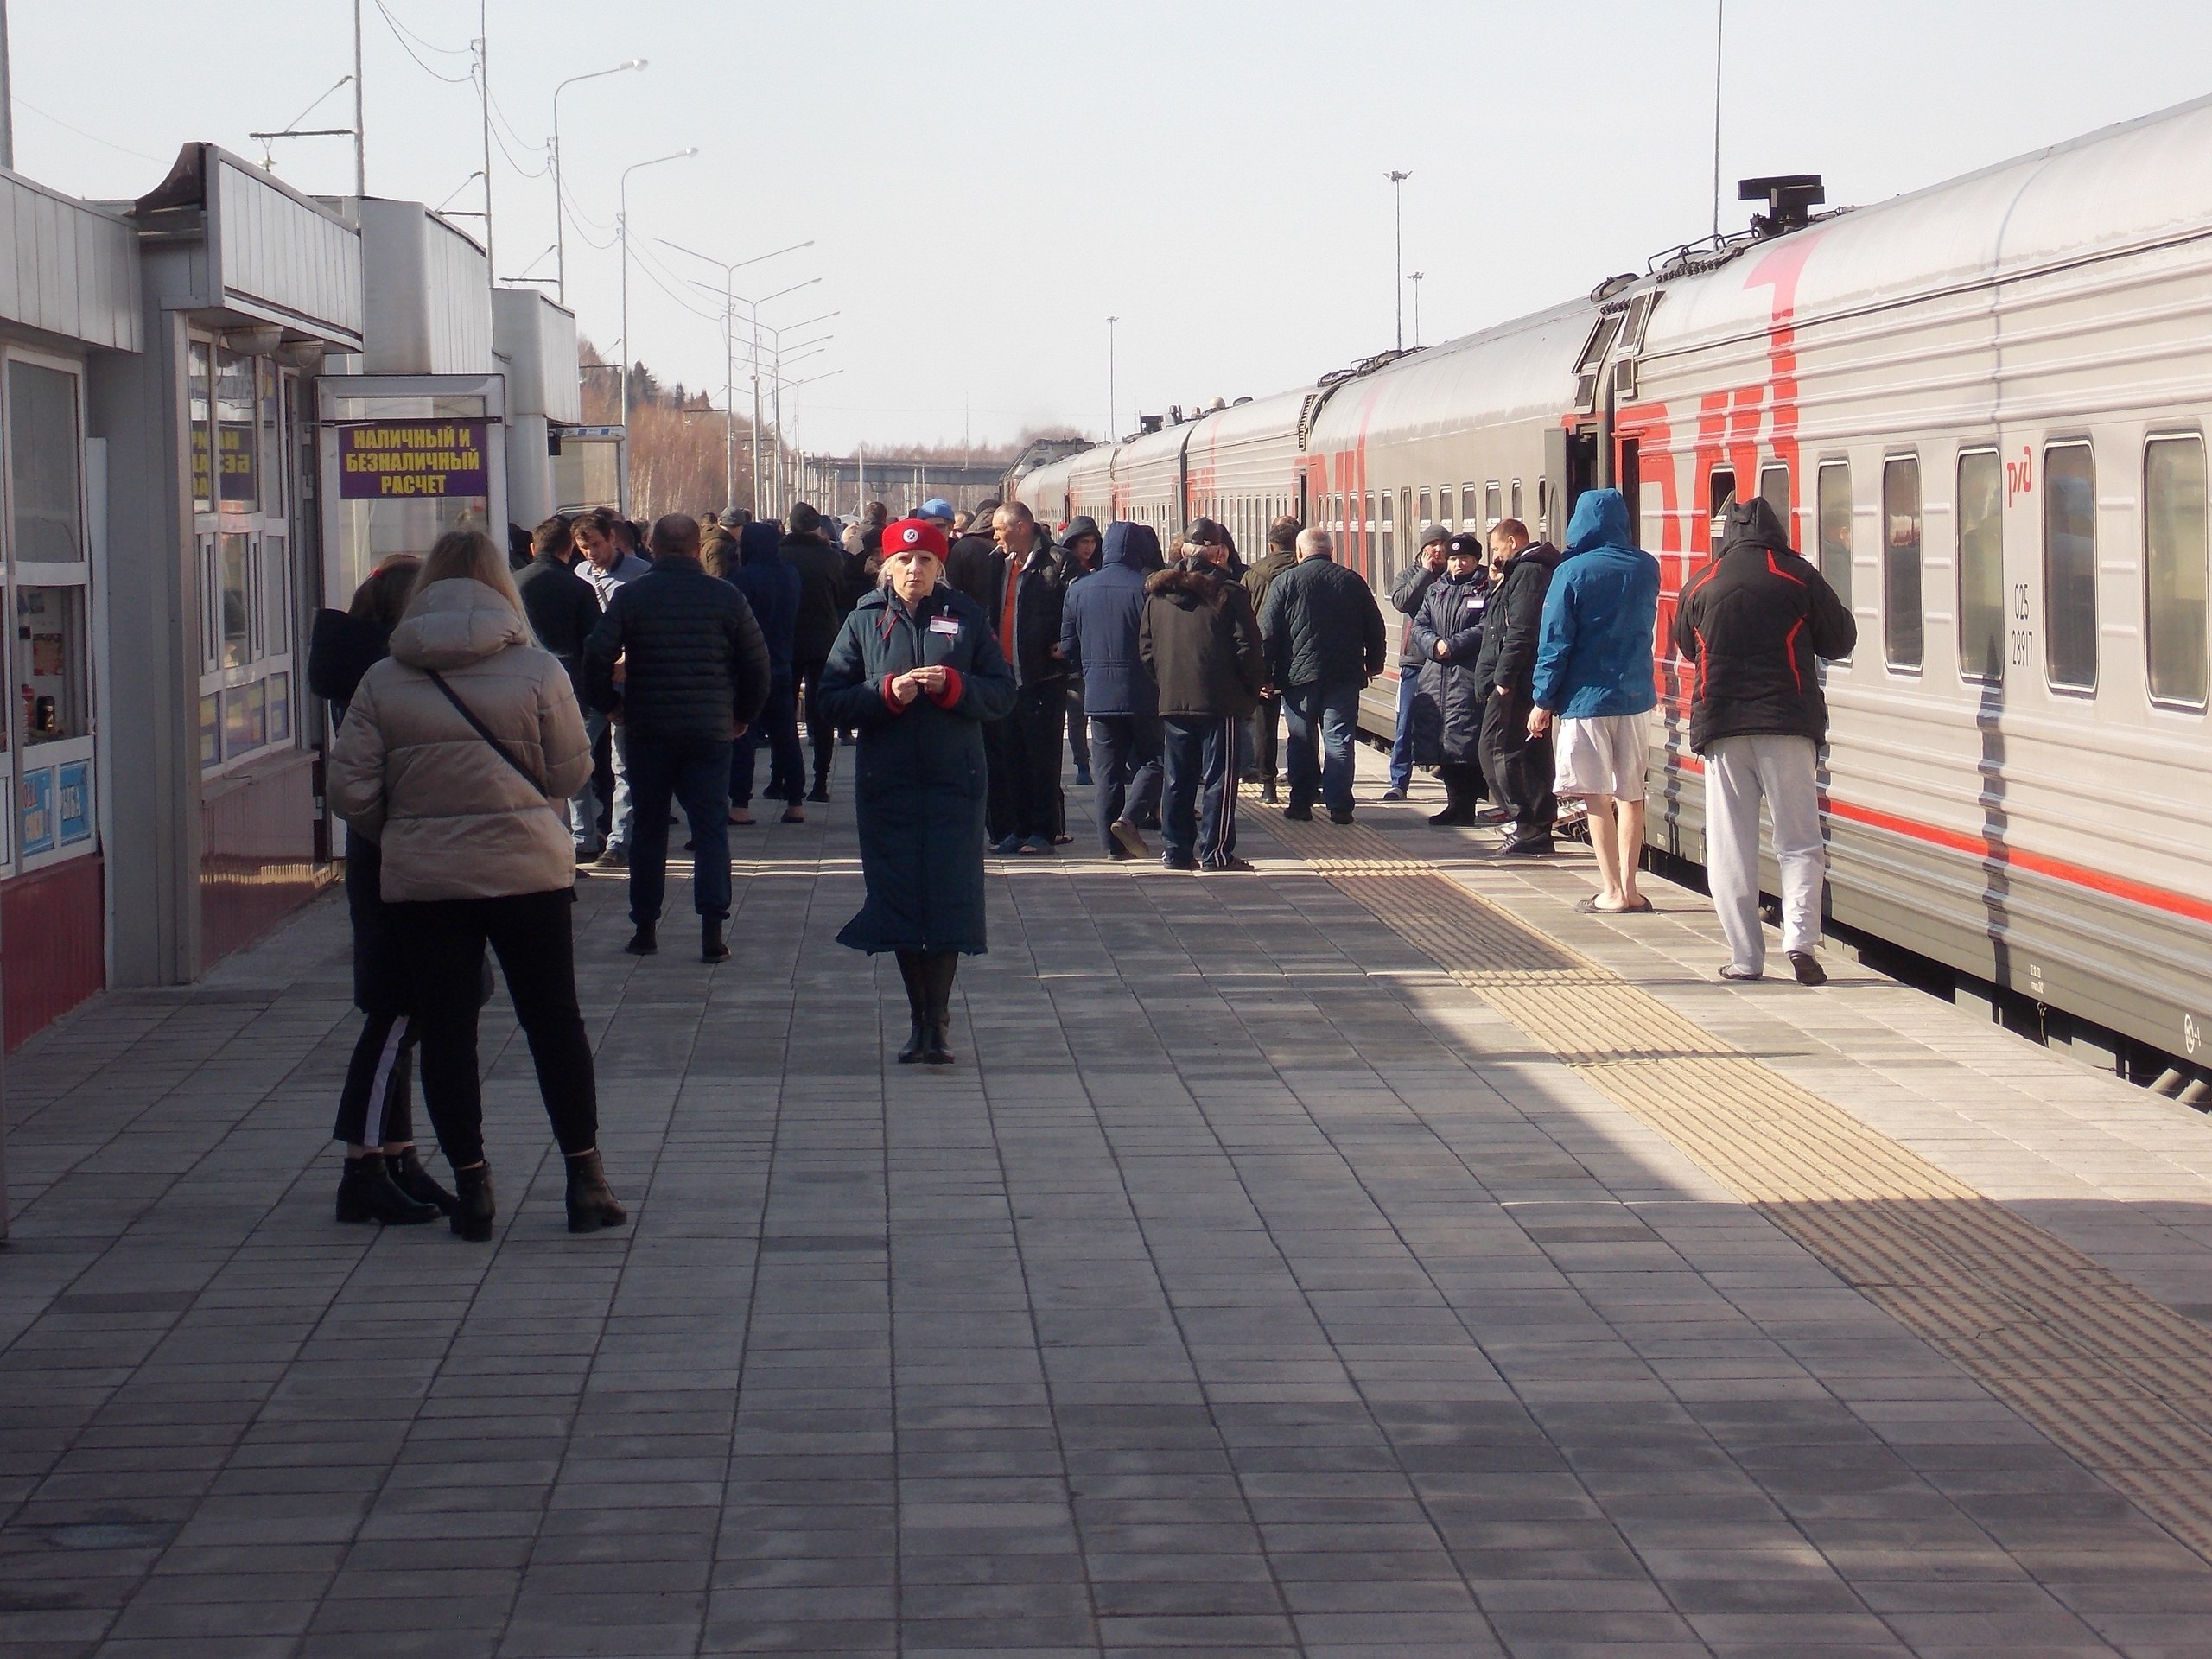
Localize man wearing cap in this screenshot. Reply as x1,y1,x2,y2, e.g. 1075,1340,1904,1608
942,499,997,610
1385,524,1452,800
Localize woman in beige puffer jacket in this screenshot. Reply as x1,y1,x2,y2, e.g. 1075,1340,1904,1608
329,529,623,1242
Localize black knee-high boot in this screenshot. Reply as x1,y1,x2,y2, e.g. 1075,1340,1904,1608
893,950,928,1064
920,951,958,1065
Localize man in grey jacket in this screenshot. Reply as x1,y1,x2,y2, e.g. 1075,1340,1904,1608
1384,524,1451,800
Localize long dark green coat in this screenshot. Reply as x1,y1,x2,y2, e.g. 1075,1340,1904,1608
818,585,1017,955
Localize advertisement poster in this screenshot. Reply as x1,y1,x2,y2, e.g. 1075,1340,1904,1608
20,767,54,856
58,760,92,846
336,421,490,500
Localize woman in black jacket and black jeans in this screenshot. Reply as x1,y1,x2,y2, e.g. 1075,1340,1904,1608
306,556,453,1226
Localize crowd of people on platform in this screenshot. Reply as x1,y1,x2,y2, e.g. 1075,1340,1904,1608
307,480,1853,1237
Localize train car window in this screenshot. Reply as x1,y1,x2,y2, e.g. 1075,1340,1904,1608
1484,482,1502,527
1461,485,1478,524
1759,464,1789,523
2044,442,2097,691
1510,480,1523,523
1707,467,1738,552
1437,486,1452,527
1817,462,1853,617
1418,489,1431,531
1574,314,1623,374
1956,449,2005,683
2144,435,2208,707
1379,491,1395,581
1883,457,1923,671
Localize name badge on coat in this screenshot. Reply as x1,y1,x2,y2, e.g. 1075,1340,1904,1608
928,616,962,638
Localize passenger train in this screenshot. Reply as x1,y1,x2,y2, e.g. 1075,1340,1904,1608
1009,96,2212,1080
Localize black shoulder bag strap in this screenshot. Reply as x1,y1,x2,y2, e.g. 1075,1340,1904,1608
421,668,548,797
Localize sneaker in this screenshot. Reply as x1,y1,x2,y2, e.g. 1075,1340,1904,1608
595,847,628,869
1201,855,1256,873
992,834,1025,855
1494,834,1555,857
1381,786,1408,802
1281,804,1313,822
1327,807,1355,825
1109,819,1150,859
1477,805,1516,824
1259,783,1280,804
574,842,603,865
1160,852,1198,871
1019,835,1053,856
1788,950,1827,987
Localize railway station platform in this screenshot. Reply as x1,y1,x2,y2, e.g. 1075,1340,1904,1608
4,748,2212,1658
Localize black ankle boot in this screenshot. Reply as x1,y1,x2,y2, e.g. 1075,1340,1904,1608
894,952,927,1063
920,953,957,1065
564,1150,628,1233
336,1154,440,1225
449,1164,495,1241
702,918,729,963
625,924,658,956
807,774,830,804
389,1147,456,1215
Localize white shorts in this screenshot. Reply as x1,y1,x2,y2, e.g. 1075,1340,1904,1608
1553,711,1652,802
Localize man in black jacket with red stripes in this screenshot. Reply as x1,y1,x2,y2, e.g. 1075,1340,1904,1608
1673,496,1856,985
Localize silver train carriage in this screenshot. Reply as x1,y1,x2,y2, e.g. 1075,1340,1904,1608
1007,94,2212,1071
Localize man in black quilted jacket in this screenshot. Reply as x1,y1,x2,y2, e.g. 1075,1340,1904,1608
1674,496,1856,985
584,514,772,963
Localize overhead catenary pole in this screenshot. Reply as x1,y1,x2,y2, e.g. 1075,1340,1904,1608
351,0,364,198
476,1,493,290
1106,315,1118,440
659,238,814,512
1385,170,1411,352
1712,0,1726,239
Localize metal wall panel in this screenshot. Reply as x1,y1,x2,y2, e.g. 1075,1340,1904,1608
0,173,137,352
213,158,361,345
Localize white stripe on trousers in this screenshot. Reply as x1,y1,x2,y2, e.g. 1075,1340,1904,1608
365,1014,410,1147
1211,715,1238,863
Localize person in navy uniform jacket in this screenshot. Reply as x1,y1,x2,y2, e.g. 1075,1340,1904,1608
817,518,1018,1065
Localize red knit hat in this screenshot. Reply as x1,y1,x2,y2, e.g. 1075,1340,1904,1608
882,518,949,559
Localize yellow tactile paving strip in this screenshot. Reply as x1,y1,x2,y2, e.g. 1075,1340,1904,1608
1255,794,2212,1560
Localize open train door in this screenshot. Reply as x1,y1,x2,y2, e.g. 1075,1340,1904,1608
1542,426,1599,544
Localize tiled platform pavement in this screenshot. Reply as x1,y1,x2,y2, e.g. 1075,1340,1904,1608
3,747,2212,1657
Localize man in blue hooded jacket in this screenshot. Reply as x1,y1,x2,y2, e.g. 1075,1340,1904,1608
1059,522,1165,858
1529,489,1661,913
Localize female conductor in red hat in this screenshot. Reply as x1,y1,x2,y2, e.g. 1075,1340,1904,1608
816,518,1017,1063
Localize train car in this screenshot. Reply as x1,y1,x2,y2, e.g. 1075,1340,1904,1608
1303,302,1602,731
1586,99,2212,1069
1013,454,1076,531
1110,420,1196,541
1065,440,1117,527
1182,388,1313,558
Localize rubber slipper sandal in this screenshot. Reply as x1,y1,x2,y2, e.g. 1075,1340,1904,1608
1574,896,1656,914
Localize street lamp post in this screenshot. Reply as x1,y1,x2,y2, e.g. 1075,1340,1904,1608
1385,170,1412,352
752,313,837,517
617,148,697,515
712,281,822,517
550,58,647,308
1408,271,1425,348
659,237,814,511
1106,315,1118,440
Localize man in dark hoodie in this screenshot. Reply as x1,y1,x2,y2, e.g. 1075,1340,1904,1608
1675,495,1856,984
1141,548,1265,870
1474,518,1565,854
780,502,850,802
1060,521,1165,858
1242,517,1300,800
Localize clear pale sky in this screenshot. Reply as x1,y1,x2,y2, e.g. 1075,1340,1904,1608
13,2,2212,454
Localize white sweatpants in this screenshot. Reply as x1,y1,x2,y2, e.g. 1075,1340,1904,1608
1705,734,1824,972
